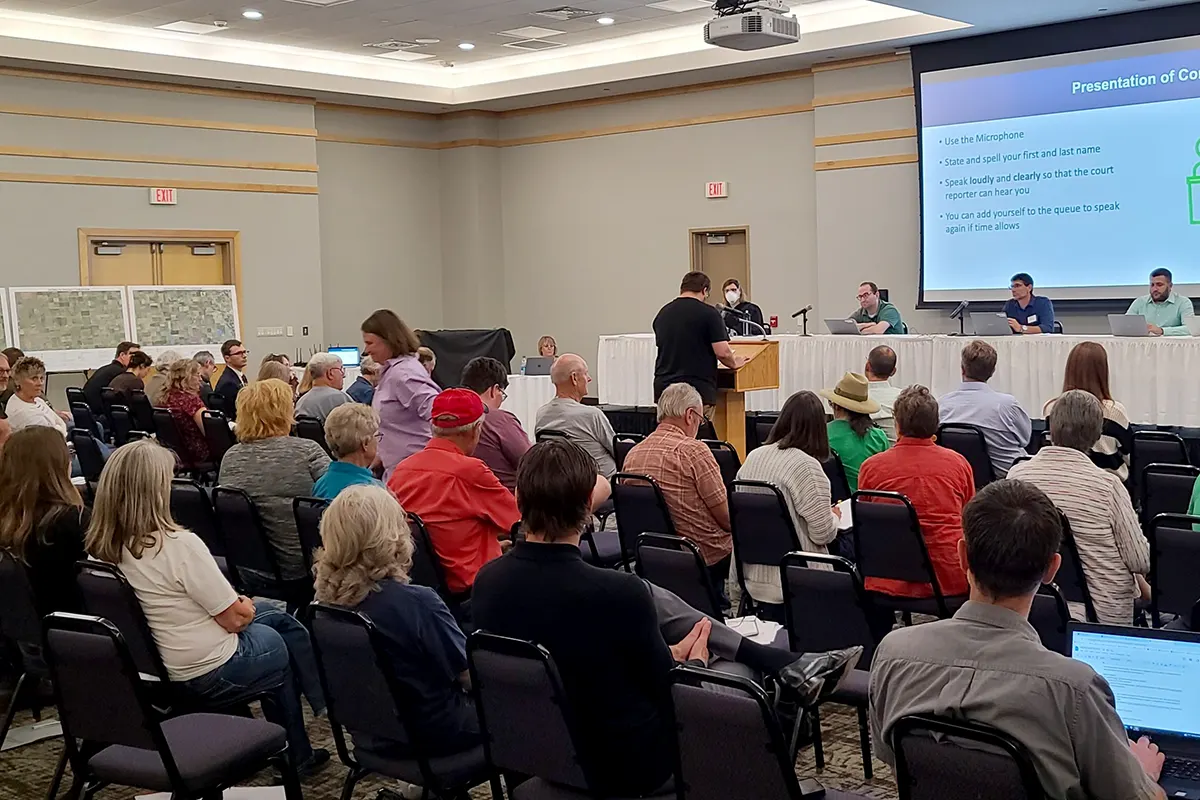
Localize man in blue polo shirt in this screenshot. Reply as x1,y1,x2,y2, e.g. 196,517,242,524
1003,273,1055,334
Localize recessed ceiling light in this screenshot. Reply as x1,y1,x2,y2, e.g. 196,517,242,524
415,37,441,44
458,42,475,50
597,16,615,25
242,9,263,19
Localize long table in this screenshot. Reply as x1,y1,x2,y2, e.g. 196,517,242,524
597,333,1200,426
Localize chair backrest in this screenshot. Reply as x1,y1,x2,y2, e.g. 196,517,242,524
293,497,329,575
696,420,717,440
611,473,677,565
936,423,996,490
728,481,801,591
1132,432,1189,493
201,410,236,464
109,405,135,446
212,486,283,584
852,491,945,609
1140,464,1200,525
535,429,569,443
152,407,185,454
170,479,224,556
780,552,876,666
99,387,121,420
612,433,644,472
893,714,1046,800
70,402,102,440
66,387,89,410
0,552,43,647
634,533,724,620
467,632,590,789
295,415,330,455
822,453,852,504
1055,512,1097,622
407,512,454,602
1028,583,1070,656
701,440,741,487
1148,513,1200,622
670,665,804,800
74,561,170,683
754,420,774,452
71,429,106,483
128,390,156,431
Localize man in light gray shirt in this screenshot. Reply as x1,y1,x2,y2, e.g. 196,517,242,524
534,353,618,478
870,479,1166,800
864,345,902,443
938,339,1032,476
295,352,350,423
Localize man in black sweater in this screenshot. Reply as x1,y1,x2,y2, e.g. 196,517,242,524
472,439,860,797
82,341,140,413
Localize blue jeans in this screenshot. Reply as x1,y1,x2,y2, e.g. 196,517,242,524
180,606,325,765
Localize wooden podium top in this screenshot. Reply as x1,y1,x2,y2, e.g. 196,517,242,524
716,339,779,393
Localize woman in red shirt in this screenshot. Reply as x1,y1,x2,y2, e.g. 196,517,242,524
164,358,211,468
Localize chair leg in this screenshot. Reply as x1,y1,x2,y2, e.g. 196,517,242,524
273,754,305,800
810,706,825,770
45,747,69,800
0,671,27,748
856,704,872,780
488,773,505,800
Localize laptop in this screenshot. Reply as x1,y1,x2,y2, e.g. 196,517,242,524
824,318,861,335
1070,622,1200,798
523,356,554,376
328,346,361,367
1110,314,1150,337
970,312,1014,336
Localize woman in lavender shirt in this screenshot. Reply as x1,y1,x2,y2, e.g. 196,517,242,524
361,310,440,479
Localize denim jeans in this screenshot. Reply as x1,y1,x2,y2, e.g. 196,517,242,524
180,606,325,765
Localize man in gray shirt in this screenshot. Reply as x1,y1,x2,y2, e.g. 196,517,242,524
295,352,351,423
534,353,618,478
870,479,1166,800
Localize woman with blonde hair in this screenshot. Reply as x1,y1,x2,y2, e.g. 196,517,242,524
145,350,182,406
164,358,210,468
537,335,558,359
85,439,327,773
219,379,329,582
314,484,479,755
258,359,297,401
361,309,439,478
313,403,384,499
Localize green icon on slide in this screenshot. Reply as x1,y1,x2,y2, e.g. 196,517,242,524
1191,137,1200,225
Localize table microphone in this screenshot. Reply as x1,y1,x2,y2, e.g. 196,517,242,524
717,304,749,317
791,304,813,319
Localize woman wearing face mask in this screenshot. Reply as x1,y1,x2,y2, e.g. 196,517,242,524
721,278,766,337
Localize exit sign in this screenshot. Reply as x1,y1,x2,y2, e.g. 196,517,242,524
149,187,177,205
705,181,728,199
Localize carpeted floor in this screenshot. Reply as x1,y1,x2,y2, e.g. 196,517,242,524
0,702,897,800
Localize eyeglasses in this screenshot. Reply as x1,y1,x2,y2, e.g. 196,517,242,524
229,349,249,358
856,292,873,300
497,386,508,402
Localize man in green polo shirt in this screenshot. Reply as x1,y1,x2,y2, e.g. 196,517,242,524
850,282,906,334
1125,267,1195,336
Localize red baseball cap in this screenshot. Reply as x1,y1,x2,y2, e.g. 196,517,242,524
431,388,486,429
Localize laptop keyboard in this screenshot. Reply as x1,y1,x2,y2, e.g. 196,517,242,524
1163,757,1200,781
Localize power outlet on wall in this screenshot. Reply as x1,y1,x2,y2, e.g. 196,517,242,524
256,326,285,337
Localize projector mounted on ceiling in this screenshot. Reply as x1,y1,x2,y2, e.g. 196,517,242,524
704,0,800,51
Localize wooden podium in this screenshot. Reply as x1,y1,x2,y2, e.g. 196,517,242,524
712,340,779,460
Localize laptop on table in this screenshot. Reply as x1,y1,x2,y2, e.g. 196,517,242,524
1070,622,1200,798
824,319,861,335
328,346,361,367
1110,314,1150,337
970,312,1014,336
523,356,554,376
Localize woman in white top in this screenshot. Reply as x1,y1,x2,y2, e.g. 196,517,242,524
1043,341,1130,483
84,439,328,774
735,390,840,607
5,357,70,437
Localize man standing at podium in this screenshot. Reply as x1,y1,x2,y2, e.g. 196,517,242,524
653,272,746,411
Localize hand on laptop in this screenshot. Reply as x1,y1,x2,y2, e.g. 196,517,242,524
1130,735,1165,781
1148,324,1165,337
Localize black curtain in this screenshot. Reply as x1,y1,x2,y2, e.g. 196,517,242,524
418,328,516,389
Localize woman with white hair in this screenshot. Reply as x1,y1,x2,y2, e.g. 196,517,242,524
314,484,479,756
145,350,181,406
313,403,384,499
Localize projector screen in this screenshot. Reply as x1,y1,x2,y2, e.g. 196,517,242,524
918,34,1200,303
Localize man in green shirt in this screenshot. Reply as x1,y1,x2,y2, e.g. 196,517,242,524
850,282,906,334
1125,267,1195,336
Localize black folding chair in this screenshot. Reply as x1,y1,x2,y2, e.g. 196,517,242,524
1132,431,1189,498
1140,464,1200,526
1029,583,1071,655
611,473,676,570
108,405,141,447
852,490,965,620
42,613,301,800
69,402,103,440
99,386,122,425
66,386,88,411
295,415,330,455
936,423,996,490
728,480,802,616
407,512,466,625
71,428,106,483
1148,513,1200,627
154,408,215,478
635,533,724,620
212,486,306,607
701,439,741,487
780,553,874,776
1055,512,1098,623
293,496,329,576
170,478,225,557
612,433,645,472
754,420,775,452
309,604,499,800
202,409,236,465
823,453,852,504
892,714,1046,800
74,561,173,686
128,389,156,432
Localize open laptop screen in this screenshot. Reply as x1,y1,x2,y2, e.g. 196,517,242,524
329,346,361,368
1071,626,1200,739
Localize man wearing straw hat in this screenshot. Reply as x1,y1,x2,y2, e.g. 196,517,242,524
820,372,890,493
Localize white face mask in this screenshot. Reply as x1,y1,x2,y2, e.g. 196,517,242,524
725,290,740,305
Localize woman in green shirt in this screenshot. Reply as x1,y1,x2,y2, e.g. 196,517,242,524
820,372,890,492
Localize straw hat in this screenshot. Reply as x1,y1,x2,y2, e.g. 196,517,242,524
819,372,880,415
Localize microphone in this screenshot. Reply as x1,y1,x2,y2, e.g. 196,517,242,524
717,304,750,318
949,300,970,320
790,305,813,319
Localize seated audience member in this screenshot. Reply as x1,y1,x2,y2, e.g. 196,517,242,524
417,346,437,377
473,439,862,798
535,353,618,478
313,404,384,499
1043,341,1130,482
6,357,71,437
214,339,250,417
82,341,141,412
193,351,217,405
314,484,479,755
295,352,350,423
85,440,328,774
537,335,558,359
864,346,902,443
145,350,181,407
108,351,154,402
461,357,529,492
735,390,840,605
1004,272,1055,334
858,386,973,602
870,479,1167,799
388,389,521,596
0,352,11,420
821,372,889,493
163,358,211,468
219,379,330,582
938,340,1032,477
0,419,11,452
346,355,380,405
624,382,733,605
0,427,88,617
1009,390,1149,625
363,311,440,479
257,359,296,400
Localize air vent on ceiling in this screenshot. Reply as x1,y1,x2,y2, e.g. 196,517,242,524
363,39,420,50
156,21,230,34
502,39,567,51
533,6,599,21
280,0,357,6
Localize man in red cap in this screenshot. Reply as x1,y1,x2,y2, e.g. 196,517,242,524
388,388,521,597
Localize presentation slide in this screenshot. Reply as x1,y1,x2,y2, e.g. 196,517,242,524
919,35,1200,303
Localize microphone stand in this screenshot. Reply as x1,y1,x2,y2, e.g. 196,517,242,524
798,308,810,337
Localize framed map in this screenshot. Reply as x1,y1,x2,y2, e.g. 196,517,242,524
128,285,240,347
9,287,130,353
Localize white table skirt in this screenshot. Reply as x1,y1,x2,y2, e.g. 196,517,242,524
505,374,555,442
598,334,1200,426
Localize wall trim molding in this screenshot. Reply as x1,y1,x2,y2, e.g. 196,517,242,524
0,172,318,194
0,104,318,137
814,153,918,171
811,53,906,73
314,101,439,121
0,145,318,172
0,66,315,106
811,86,914,108
316,133,441,149
813,127,916,147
